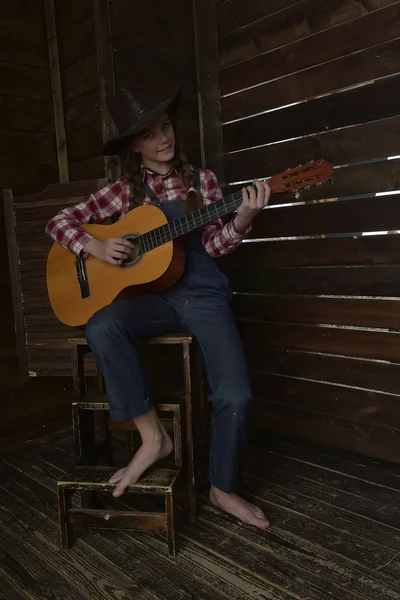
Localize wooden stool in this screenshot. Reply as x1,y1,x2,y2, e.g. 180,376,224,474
58,465,180,556
58,401,182,556
68,333,206,522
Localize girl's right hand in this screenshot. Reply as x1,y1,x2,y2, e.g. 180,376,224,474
83,237,134,266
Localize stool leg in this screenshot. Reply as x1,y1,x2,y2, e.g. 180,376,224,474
183,343,197,522
196,347,207,440
72,344,88,399
96,369,114,466
58,487,73,550
165,491,177,558
73,404,96,465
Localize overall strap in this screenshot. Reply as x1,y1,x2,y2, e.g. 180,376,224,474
142,181,161,206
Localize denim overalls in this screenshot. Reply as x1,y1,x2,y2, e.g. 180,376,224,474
86,180,253,493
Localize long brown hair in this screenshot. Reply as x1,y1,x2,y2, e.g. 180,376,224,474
120,114,203,213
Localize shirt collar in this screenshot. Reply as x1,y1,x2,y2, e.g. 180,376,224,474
140,163,178,182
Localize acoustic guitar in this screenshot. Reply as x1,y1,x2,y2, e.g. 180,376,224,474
47,160,333,327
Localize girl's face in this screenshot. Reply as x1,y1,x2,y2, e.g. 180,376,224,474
132,112,175,169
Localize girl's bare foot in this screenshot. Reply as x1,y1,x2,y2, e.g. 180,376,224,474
209,486,270,530
109,430,173,498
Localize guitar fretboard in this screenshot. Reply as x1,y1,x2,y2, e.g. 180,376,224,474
136,159,332,253
139,189,244,253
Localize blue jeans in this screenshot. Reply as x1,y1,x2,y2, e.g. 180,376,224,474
86,275,253,493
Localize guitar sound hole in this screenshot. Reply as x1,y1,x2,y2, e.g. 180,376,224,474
120,233,143,268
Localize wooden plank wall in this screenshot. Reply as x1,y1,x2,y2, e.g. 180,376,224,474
55,0,105,181
0,0,74,450
110,0,201,166
216,0,400,462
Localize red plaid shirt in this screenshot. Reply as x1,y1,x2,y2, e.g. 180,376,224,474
46,167,251,257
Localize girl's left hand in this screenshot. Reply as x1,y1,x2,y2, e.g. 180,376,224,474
234,179,271,232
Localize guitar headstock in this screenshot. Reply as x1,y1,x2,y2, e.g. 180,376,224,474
269,159,333,195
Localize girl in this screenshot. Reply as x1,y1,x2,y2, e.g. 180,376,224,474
46,85,271,529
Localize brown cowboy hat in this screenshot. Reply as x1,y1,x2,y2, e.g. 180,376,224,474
102,84,182,156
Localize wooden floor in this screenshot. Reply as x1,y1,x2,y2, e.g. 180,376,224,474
1,434,400,600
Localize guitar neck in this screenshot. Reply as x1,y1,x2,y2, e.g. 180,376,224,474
138,160,333,253
139,188,245,253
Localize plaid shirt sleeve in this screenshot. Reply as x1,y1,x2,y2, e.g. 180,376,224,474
200,169,251,257
45,181,125,256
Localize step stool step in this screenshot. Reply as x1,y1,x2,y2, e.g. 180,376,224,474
58,466,180,556
58,465,180,494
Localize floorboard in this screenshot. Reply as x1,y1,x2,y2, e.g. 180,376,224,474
1,434,400,600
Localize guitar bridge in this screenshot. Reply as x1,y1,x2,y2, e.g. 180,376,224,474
76,257,90,299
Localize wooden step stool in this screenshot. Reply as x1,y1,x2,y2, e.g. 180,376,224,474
58,401,182,556
58,465,180,556
68,333,205,521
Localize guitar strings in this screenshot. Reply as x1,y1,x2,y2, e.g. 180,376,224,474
138,170,326,254
139,191,243,254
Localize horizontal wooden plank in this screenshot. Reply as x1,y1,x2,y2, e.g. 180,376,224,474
5,379,73,420
2,1,45,30
221,2,400,95
25,322,78,336
247,194,400,239
217,0,301,37
225,115,400,184
223,73,400,153
66,120,103,163
231,294,400,329
55,0,93,37
226,266,400,297
237,319,400,361
219,235,400,269
12,179,106,204
0,131,56,164
69,156,105,181
219,0,398,68
0,96,54,132
252,403,400,463
251,372,400,430
0,404,72,448
64,90,101,131
255,434,400,486
223,37,400,123
246,346,400,396
26,345,82,358
58,16,96,69
0,163,58,195
23,302,53,316
0,15,48,69
62,50,98,102
0,61,51,101
68,508,167,530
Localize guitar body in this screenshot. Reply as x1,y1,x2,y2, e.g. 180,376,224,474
46,204,186,327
